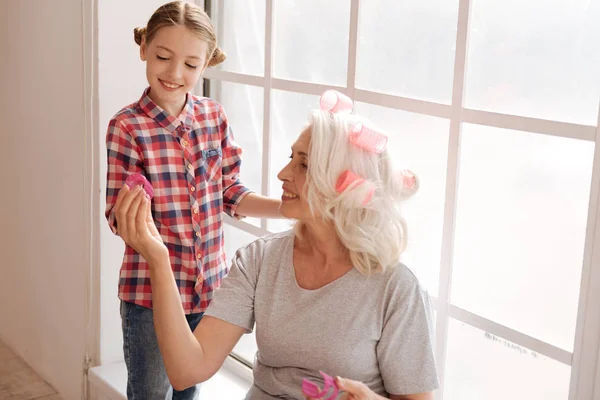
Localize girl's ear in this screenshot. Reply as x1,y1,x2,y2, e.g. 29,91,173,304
140,37,147,61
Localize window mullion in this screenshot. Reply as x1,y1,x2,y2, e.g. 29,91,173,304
261,0,274,230
346,0,360,99
434,0,472,398
569,103,600,400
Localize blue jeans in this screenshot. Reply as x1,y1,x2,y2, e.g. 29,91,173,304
120,301,204,400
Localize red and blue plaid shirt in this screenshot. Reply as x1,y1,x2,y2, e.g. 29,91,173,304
105,88,251,313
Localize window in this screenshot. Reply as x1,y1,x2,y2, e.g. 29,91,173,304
206,0,600,398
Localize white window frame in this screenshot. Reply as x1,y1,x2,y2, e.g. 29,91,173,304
200,0,600,398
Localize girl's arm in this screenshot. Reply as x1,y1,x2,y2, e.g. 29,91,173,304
236,192,282,218
113,185,245,390
217,104,282,219
105,118,143,234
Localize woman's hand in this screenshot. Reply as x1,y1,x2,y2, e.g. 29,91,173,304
114,184,168,264
306,376,386,400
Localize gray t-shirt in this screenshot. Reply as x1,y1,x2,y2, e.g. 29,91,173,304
205,231,438,399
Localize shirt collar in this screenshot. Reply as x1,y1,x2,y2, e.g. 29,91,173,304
138,87,194,133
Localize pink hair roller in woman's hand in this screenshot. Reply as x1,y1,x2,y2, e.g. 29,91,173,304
125,173,154,199
320,90,354,113
302,371,340,400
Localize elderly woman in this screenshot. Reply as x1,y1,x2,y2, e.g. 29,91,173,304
113,91,438,400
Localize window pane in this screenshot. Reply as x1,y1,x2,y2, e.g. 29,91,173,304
354,103,449,295
210,81,263,227
464,0,600,124
211,0,265,76
223,224,258,363
272,0,350,86
444,319,571,400
268,90,319,233
452,124,594,350
357,0,459,103
233,330,258,366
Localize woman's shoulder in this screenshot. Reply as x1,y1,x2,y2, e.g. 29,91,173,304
375,261,428,296
229,230,294,277
237,230,294,258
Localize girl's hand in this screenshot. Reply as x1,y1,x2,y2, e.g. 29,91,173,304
114,184,168,264
306,377,385,400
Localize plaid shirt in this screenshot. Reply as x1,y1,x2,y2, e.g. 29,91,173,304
105,88,251,313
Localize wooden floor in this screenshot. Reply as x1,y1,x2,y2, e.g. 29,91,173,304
0,340,63,400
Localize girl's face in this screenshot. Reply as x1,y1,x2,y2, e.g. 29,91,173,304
141,25,209,115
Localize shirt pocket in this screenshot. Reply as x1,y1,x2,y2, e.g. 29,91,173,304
202,148,222,182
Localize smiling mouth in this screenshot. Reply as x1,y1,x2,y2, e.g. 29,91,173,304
159,79,182,90
282,191,299,200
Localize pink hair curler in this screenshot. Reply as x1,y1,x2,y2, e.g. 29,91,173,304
302,371,339,400
402,169,417,190
349,122,388,154
399,169,419,198
125,173,154,199
320,90,353,113
336,170,365,193
336,170,375,206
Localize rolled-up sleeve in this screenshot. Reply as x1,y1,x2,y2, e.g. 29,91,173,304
105,118,143,233
218,105,252,218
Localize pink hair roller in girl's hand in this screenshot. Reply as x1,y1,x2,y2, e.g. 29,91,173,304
302,371,340,400
320,90,354,113
125,173,154,199
349,122,388,154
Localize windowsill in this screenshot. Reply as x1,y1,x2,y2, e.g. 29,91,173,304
89,356,253,399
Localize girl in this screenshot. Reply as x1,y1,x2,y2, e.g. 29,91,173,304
104,2,280,399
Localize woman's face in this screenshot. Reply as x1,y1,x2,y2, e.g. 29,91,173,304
277,128,314,221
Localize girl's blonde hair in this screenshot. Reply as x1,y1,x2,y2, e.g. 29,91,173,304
295,110,415,275
133,1,226,67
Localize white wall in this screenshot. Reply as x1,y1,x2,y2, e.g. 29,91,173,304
0,0,197,396
98,0,177,365
0,1,89,399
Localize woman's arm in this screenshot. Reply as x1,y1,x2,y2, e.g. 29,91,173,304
114,185,245,390
148,253,245,390
324,378,433,400
390,393,434,400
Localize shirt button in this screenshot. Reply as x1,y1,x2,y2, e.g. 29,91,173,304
193,208,198,214
187,164,193,171
190,186,195,192
196,253,202,260
181,140,188,147
197,275,203,283
196,231,201,237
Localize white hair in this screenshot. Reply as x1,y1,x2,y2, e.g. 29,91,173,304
294,110,414,275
